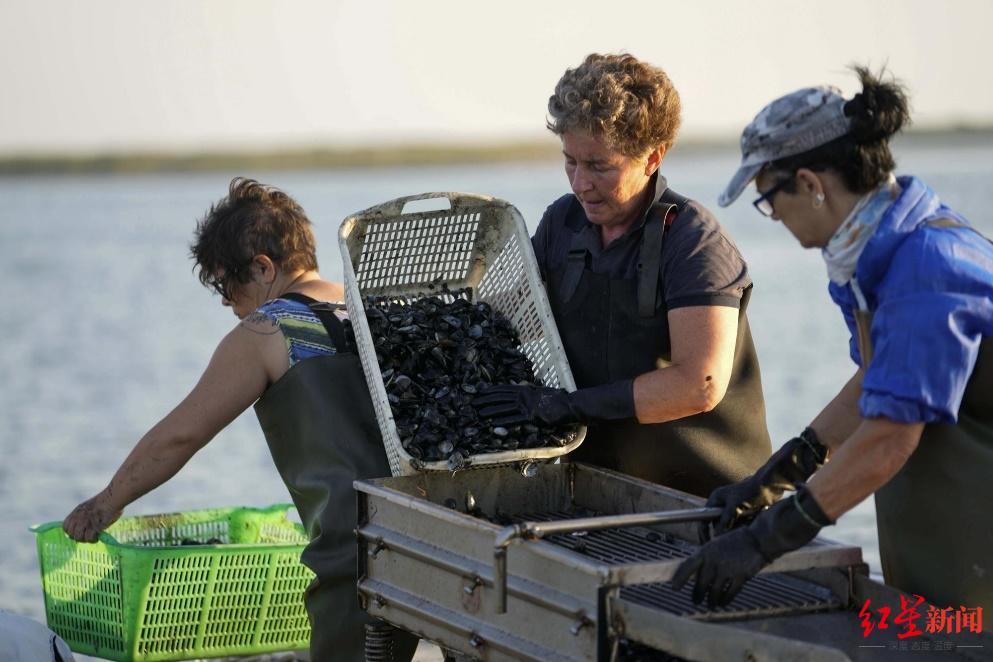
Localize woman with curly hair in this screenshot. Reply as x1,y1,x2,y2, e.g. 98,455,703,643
477,53,772,497
674,67,993,616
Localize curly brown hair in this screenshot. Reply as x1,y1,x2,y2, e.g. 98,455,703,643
547,53,682,157
190,177,318,298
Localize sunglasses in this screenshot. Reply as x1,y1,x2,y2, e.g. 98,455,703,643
206,267,245,300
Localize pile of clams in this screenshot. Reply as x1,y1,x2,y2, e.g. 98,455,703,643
363,288,571,469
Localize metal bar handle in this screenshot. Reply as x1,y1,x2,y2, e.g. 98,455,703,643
525,508,722,538
493,507,721,613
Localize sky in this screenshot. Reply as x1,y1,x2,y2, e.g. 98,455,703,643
2,0,993,155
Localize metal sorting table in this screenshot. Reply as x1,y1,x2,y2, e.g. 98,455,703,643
354,463,993,661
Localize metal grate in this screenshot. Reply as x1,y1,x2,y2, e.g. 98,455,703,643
516,510,841,621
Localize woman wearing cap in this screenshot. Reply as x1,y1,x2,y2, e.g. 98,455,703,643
476,53,772,497
673,67,993,615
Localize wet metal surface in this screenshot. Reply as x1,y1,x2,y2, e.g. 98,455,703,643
356,465,886,660
516,510,841,621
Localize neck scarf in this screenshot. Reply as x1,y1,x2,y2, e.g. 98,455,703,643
822,174,899,285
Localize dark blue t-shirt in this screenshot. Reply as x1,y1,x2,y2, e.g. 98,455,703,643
532,175,751,310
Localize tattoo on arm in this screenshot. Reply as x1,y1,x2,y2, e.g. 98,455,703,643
240,312,280,335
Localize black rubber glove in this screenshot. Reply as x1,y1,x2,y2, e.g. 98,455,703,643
672,486,833,608
473,380,635,427
705,427,828,538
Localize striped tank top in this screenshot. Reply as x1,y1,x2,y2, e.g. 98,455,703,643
254,297,341,365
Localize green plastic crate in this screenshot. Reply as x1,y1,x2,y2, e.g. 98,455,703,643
31,504,315,661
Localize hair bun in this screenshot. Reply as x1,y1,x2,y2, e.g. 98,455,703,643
844,66,910,144
844,93,866,119
844,93,875,119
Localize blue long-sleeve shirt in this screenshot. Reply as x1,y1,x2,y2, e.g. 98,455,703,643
829,176,993,424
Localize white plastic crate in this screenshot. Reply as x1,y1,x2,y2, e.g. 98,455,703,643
339,192,586,476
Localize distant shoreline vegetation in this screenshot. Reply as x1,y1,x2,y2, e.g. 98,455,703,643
0,141,562,176
2,127,991,175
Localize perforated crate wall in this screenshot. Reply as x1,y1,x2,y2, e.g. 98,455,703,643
32,505,314,661
340,192,586,476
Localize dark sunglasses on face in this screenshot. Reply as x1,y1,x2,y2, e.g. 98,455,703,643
753,174,795,217
208,279,230,299
207,268,243,300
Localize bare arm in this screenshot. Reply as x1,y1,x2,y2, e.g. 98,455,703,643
63,318,280,541
807,417,924,521
808,368,864,450
633,305,738,424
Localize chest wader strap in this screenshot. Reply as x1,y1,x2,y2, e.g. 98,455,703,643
558,241,588,306
309,302,352,353
558,197,679,312
637,203,678,318
853,310,874,370
848,279,874,370
279,291,353,354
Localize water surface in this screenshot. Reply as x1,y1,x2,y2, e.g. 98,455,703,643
2,137,991,633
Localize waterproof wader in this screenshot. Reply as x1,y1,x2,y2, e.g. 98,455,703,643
253,298,418,661
547,190,771,497
852,220,993,617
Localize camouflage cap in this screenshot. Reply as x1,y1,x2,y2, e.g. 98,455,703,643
718,86,852,207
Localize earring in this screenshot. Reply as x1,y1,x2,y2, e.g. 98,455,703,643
813,193,825,209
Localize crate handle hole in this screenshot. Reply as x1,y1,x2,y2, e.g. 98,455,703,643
402,197,452,215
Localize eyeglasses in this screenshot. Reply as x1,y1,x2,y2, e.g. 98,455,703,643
206,275,231,300
206,268,243,300
752,175,795,217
